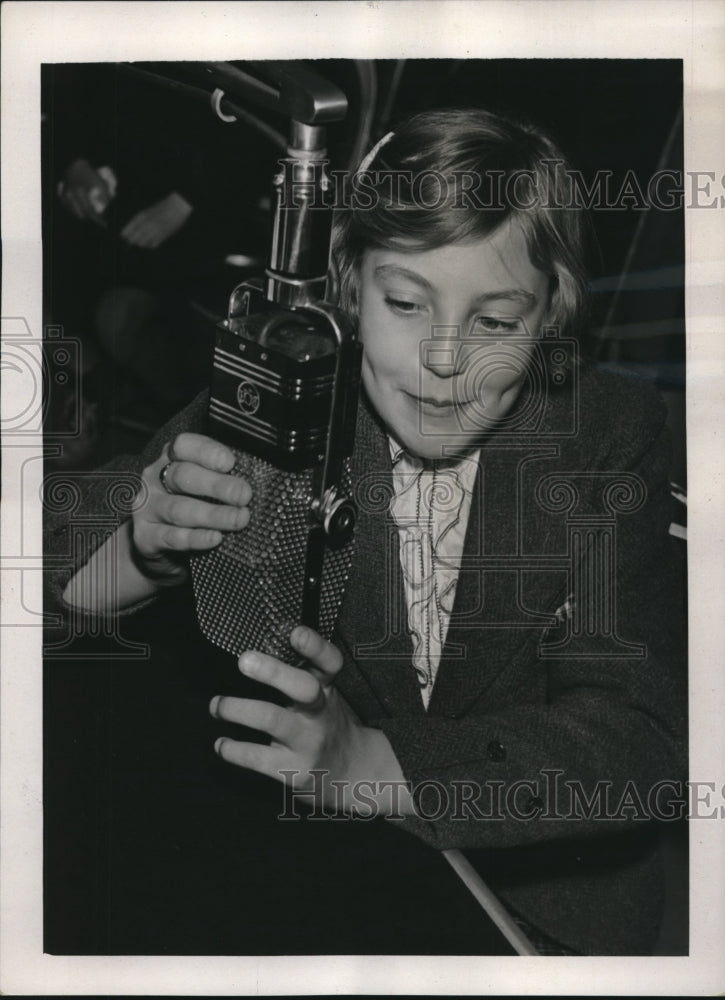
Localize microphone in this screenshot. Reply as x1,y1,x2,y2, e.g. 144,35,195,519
188,63,361,664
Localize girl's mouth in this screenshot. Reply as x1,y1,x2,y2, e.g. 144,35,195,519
404,389,475,413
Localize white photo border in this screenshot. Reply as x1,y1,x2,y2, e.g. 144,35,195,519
2,1,724,994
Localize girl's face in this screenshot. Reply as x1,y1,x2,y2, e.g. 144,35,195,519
357,220,551,460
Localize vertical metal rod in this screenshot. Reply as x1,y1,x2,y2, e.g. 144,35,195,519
442,849,539,956
596,104,684,356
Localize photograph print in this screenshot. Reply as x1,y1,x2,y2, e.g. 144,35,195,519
40,54,688,960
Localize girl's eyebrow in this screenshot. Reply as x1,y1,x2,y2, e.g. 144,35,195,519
374,264,433,290
374,264,538,306
473,288,538,306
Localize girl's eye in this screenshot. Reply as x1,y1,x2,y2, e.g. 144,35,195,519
474,316,520,334
384,296,425,316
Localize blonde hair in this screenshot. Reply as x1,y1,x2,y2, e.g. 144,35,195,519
333,108,590,339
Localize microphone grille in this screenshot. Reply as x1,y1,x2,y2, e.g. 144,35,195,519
190,450,355,664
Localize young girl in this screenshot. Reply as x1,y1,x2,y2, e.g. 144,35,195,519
52,108,686,955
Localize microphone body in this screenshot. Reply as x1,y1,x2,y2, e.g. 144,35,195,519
190,287,360,664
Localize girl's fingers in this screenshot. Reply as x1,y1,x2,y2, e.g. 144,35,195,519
156,458,251,507
151,525,223,552
213,737,292,782
290,626,344,682
134,435,252,562
238,651,323,707
164,433,238,474
210,696,299,746
158,493,250,531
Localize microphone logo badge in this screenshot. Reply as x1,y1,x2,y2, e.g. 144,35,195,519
236,380,261,415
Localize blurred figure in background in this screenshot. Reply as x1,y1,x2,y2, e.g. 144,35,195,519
42,63,270,464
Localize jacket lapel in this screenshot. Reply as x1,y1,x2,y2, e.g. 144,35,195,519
427,397,579,718
334,397,425,720
426,448,561,718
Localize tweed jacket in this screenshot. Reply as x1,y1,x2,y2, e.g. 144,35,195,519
45,361,687,955
337,364,686,955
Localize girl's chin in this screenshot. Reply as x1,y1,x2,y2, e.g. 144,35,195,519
393,426,480,462
386,392,518,459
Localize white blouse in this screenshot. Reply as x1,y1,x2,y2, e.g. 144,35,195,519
388,439,480,708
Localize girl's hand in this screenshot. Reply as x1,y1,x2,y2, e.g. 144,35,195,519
211,626,413,816
132,432,251,587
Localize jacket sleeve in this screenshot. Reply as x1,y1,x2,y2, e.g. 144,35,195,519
376,400,687,850
43,392,210,622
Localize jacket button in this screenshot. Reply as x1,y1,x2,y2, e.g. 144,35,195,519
486,740,506,762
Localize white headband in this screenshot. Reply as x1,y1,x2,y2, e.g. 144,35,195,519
356,131,395,175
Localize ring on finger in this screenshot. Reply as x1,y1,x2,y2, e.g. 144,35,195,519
166,437,180,463
158,461,175,494
306,683,329,713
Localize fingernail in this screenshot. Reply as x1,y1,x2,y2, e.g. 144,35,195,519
292,626,309,648
217,449,236,473
214,737,226,754
240,652,259,676
209,695,221,717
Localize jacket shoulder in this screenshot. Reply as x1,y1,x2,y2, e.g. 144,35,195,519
571,363,669,468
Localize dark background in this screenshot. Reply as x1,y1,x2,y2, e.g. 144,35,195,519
42,59,687,956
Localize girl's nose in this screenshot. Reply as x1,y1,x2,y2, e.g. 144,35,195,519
419,324,465,378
